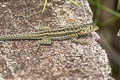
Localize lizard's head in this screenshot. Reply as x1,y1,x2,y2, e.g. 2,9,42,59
78,23,99,35
88,23,99,32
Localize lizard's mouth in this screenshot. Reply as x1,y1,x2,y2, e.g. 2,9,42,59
93,25,99,31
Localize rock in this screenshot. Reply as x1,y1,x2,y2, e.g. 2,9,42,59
0,0,114,80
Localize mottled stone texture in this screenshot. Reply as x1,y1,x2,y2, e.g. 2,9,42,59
0,0,114,80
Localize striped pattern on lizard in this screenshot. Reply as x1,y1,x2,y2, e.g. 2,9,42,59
0,23,99,47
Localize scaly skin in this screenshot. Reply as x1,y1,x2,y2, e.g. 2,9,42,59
0,23,99,45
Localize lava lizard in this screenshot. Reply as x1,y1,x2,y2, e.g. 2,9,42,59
0,23,99,47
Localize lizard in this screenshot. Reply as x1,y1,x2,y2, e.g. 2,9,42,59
0,23,99,47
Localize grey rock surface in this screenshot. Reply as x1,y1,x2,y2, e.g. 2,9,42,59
0,0,114,80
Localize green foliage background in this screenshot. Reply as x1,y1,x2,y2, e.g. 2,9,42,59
88,0,120,26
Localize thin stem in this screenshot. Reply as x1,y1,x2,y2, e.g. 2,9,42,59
42,0,48,13
69,0,80,7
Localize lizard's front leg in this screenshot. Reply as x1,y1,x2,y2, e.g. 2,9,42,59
36,37,52,48
71,33,88,45
71,33,79,43
34,25,50,31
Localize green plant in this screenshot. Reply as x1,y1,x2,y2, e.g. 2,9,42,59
88,0,120,26
117,0,120,11
42,0,80,13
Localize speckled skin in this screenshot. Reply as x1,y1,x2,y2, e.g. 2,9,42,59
0,23,99,44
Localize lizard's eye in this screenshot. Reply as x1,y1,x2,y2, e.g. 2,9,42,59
89,26,92,29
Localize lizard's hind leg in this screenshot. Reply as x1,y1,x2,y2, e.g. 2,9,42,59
34,25,50,31
36,37,52,48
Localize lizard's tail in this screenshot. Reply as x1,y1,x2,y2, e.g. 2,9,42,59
0,34,39,40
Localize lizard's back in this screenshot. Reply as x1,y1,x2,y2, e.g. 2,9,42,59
0,23,99,40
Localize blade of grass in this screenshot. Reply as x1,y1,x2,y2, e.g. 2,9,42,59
102,5,120,18
102,16,119,26
117,0,120,11
42,0,48,13
69,0,80,7
89,0,120,18
94,0,101,24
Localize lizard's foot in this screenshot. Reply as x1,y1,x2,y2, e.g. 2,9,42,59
36,37,52,48
71,33,89,45
34,25,50,31
72,38,89,45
